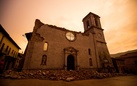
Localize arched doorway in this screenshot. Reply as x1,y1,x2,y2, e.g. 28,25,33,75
67,55,75,70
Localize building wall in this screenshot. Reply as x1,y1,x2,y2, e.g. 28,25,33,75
82,12,112,69
23,22,112,70
112,51,137,74
24,24,98,69
0,25,20,71
23,13,112,70
0,32,19,58
124,57,137,73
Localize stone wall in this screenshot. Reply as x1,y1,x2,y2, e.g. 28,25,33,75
23,19,112,70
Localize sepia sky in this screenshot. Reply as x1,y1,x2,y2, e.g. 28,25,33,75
0,0,137,54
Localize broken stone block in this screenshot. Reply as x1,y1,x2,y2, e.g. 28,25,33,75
0,69,124,80
46,71,49,74
4,75,11,78
29,73,34,76
10,75,18,79
49,76,56,80
65,77,74,82
42,72,46,76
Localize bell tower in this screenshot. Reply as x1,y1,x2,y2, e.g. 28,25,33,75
82,12,113,69
82,12,102,33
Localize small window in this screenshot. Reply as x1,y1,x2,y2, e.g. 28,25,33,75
6,46,9,52
88,49,91,55
13,52,16,57
12,50,14,54
41,55,47,65
0,43,5,52
8,48,11,55
89,58,93,66
86,20,90,28
95,18,99,26
44,42,48,51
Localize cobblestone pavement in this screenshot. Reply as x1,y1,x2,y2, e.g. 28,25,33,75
0,75,137,86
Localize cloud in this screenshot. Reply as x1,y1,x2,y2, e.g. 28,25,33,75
106,19,137,54
104,0,137,54
1,0,137,54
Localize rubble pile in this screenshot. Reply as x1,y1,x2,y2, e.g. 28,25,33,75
0,70,126,81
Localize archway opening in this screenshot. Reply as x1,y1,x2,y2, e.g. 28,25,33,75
67,55,75,70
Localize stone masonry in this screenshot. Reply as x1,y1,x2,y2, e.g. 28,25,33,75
23,12,113,70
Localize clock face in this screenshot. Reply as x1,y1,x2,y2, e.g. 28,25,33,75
66,32,75,41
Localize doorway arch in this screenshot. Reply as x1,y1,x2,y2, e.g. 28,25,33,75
67,55,75,70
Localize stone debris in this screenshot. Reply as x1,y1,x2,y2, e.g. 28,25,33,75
0,70,126,81
65,77,74,82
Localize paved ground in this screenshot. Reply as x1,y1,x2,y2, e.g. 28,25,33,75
0,75,137,86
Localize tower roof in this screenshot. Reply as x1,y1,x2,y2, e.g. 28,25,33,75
82,12,100,21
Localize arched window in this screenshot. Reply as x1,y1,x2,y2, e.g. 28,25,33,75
86,20,90,28
95,18,99,26
43,42,48,51
88,48,91,55
41,55,47,65
89,58,93,66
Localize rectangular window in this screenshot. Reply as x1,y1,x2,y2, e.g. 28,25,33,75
88,49,91,55
6,46,9,52
0,43,5,52
13,51,15,57
8,48,11,55
12,50,14,54
14,52,16,57
44,42,48,51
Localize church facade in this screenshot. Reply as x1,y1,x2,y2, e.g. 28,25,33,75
23,12,112,70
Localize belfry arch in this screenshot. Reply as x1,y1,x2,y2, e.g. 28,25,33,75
64,47,79,70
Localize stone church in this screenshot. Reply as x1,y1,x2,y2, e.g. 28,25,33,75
23,12,112,70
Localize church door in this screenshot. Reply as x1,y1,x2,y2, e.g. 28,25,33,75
67,55,75,70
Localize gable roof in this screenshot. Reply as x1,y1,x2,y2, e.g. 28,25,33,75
0,24,21,49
